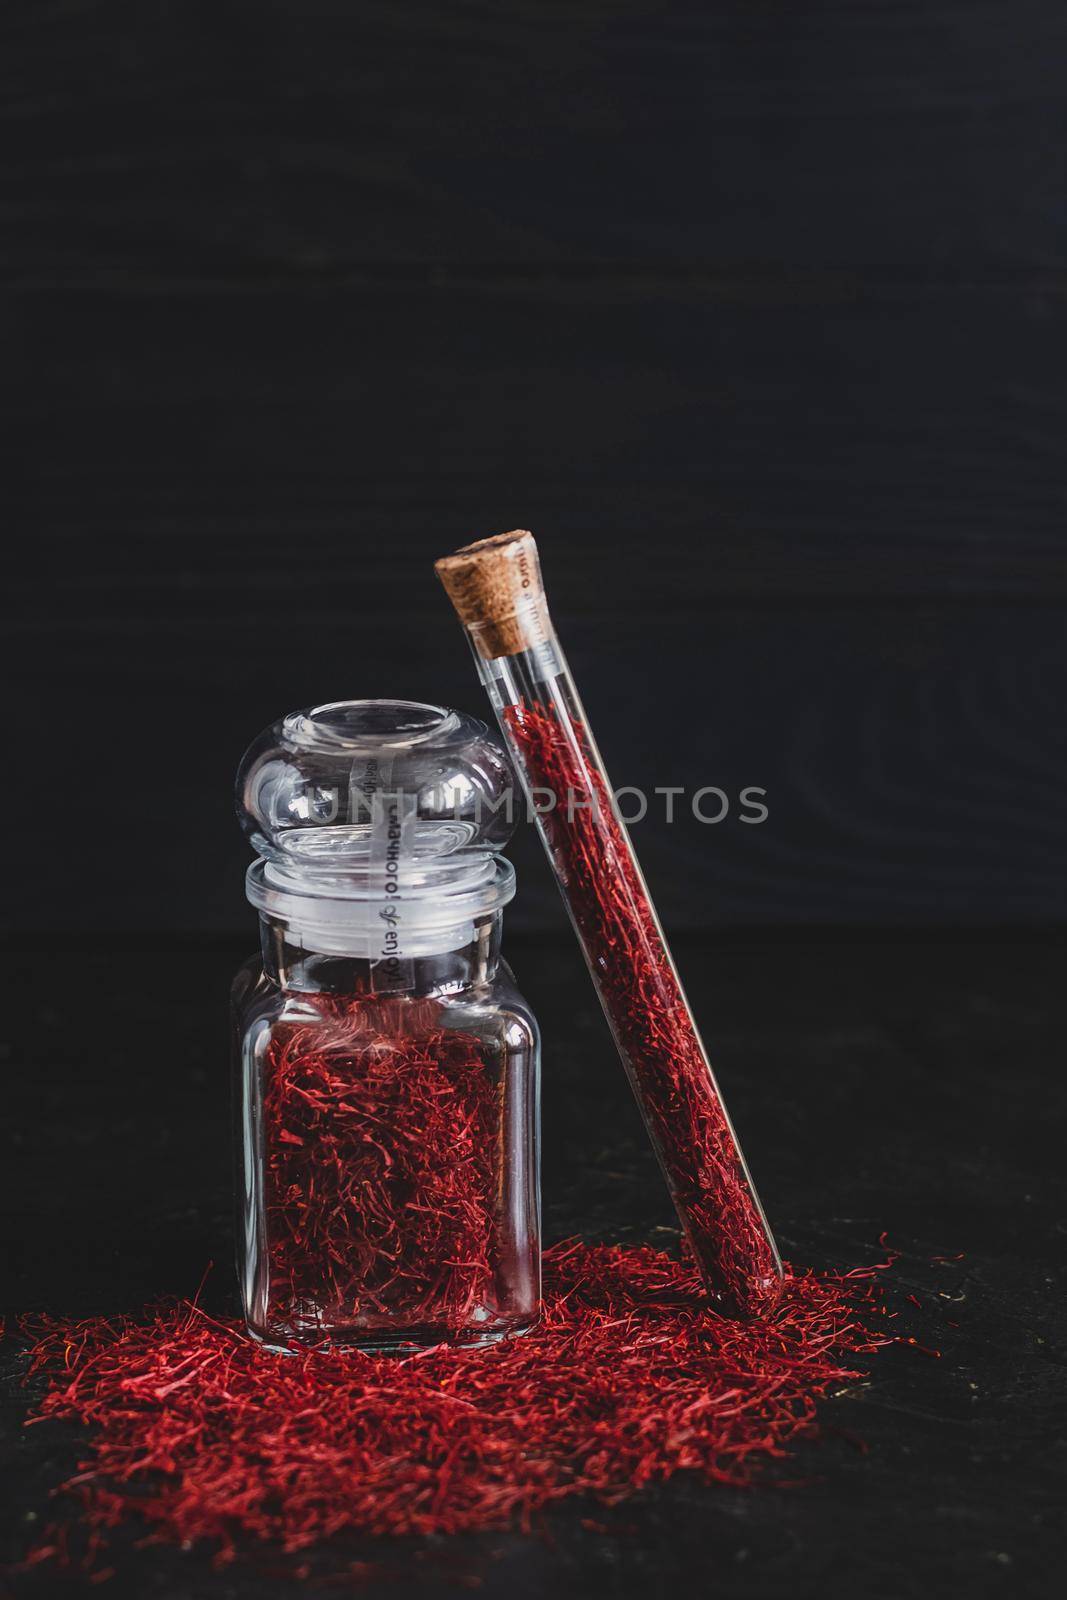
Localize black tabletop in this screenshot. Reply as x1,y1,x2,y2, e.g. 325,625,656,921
2,928,1063,1599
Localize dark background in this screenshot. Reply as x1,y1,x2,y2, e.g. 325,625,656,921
2,4,1066,1598
5,0,1066,933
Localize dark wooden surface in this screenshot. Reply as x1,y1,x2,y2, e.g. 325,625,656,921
2,929,1065,1597
4,1,1066,931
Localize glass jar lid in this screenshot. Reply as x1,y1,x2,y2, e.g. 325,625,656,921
237,698,517,867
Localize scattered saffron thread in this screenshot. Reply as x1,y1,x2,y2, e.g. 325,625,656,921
20,1242,896,1573
260,994,506,1343
503,700,780,1316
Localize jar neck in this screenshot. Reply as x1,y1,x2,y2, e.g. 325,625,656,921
259,910,502,996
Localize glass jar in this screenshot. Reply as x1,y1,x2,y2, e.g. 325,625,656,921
232,700,540,1353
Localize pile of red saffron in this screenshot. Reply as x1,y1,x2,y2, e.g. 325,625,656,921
261,994,501,1340
503,701,781,1316
20,1241,893,1573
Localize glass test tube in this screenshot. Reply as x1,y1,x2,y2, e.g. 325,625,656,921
436,531,783,1318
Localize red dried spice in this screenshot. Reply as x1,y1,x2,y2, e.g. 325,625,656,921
503,701,780,1317
19,1243,893,1573
260,994,500,1341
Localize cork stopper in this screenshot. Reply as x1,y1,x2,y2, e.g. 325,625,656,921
435,529,552,659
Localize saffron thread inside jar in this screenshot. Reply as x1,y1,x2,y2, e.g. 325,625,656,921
260,994,502,1345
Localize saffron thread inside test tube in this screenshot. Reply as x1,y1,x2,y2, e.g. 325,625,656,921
436,529,783,1318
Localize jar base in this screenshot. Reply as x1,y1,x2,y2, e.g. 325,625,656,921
247,1311,539,1357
